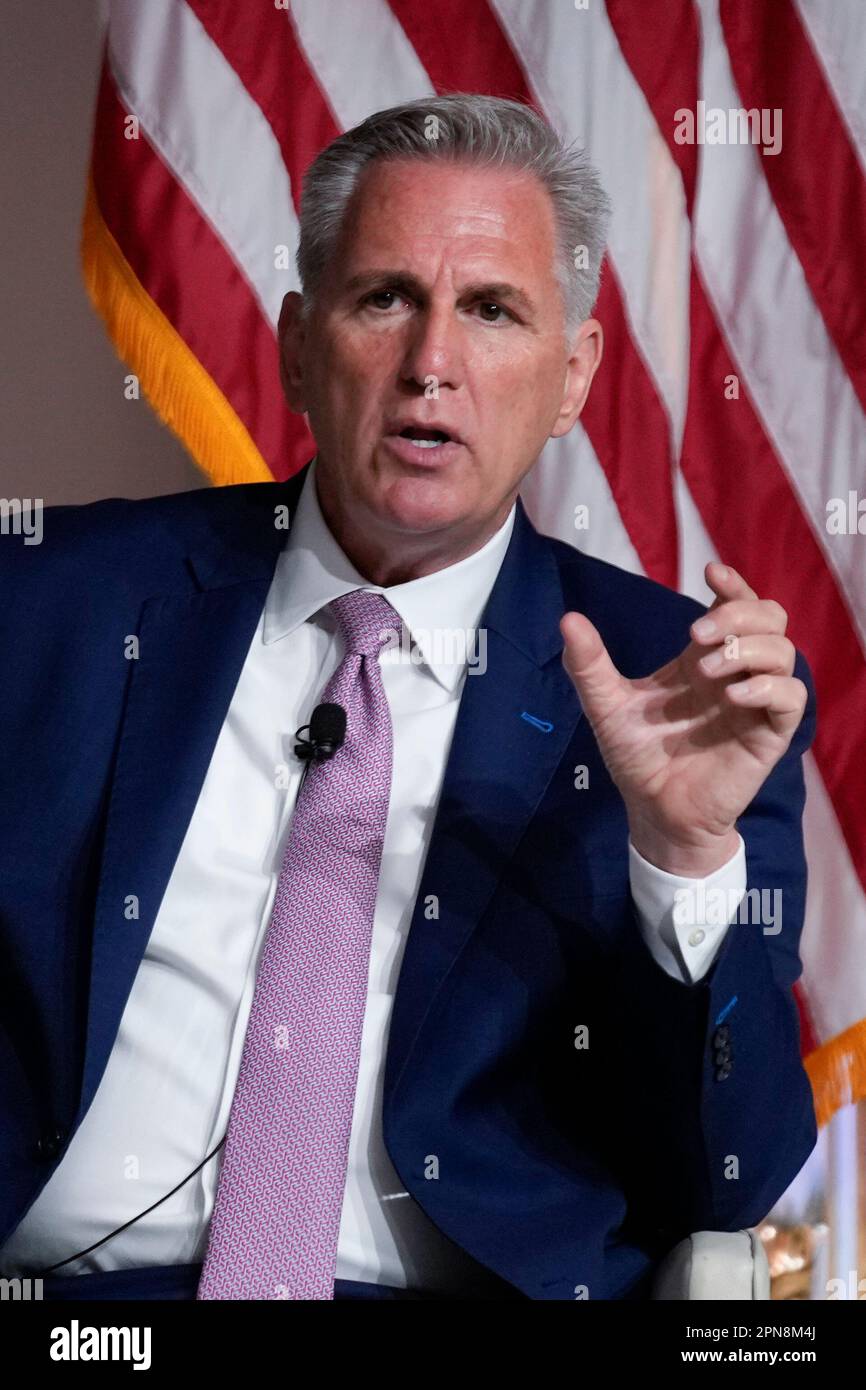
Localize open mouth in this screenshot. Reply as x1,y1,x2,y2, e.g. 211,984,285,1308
397,427,453,449
383,426,464,466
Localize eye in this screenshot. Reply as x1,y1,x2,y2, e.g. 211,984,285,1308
362,289,407,312
475,301,513,324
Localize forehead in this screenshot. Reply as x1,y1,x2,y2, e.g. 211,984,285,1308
332,156,560,286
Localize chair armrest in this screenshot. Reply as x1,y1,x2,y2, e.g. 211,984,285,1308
651,1229,770,1300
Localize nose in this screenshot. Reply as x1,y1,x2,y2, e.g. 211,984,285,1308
398,301,462,393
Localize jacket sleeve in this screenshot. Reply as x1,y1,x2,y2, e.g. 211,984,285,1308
609,646,818,1243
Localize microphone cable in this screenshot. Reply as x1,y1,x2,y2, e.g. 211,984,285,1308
33,1134,227,1275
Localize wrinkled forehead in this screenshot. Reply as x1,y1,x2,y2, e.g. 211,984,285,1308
330,156,561,292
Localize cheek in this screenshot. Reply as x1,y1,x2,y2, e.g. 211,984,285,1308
478,351,563,429
322,332,397,406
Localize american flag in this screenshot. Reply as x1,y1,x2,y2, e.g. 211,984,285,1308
82,0,866,1130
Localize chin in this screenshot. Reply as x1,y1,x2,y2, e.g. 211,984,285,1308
367,475,473,534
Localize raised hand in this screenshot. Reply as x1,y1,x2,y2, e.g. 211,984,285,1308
559,562,808,876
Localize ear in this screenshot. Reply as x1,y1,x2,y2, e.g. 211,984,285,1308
549,317,603,439
278,290,308,412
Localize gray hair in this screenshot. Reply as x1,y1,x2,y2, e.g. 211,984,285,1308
296,92,611,335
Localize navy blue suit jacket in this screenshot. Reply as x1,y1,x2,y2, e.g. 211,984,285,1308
0,460,818,1299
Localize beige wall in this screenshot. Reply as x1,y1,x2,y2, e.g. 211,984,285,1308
0,1,207,506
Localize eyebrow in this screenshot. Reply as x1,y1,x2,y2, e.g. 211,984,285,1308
342,269,537,318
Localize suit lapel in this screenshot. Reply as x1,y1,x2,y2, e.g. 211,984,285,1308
384,498,585,1102
78,466,309,1120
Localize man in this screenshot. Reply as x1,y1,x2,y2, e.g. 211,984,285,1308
0,93,816,1301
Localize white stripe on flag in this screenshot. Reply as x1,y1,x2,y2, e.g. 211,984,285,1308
673,469,722,606
289,0,432,131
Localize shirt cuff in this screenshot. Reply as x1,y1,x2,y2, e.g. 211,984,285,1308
628,833,747,984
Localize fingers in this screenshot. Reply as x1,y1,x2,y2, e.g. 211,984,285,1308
704,561,758,610
560,611,629,721
695,560,786,641
725,673,808,739
690,597,788,646
697,633,796,680
691,564,798,721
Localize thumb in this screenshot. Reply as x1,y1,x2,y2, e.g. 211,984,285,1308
560,611,628,721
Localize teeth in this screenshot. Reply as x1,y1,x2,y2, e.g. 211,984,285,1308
412,438,444,448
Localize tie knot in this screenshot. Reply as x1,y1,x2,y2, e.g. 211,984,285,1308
328,589,401,656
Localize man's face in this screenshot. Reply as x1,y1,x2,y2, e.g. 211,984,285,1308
279,157,601,572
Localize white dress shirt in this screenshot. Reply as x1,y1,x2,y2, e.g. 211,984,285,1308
0,458,745,1289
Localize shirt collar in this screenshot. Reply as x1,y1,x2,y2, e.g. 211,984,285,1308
262,456,516,693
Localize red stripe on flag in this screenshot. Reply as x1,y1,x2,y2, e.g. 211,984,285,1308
390,0,679,587
579,261,681,585
794,979,819,1059
721,0,866,421
92,57,312,481
388,0,540,106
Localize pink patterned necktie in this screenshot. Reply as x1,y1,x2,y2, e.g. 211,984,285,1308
196,588,399,1300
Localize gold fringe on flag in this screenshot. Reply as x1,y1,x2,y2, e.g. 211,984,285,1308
80,172,273,487
805,1017,866,1129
